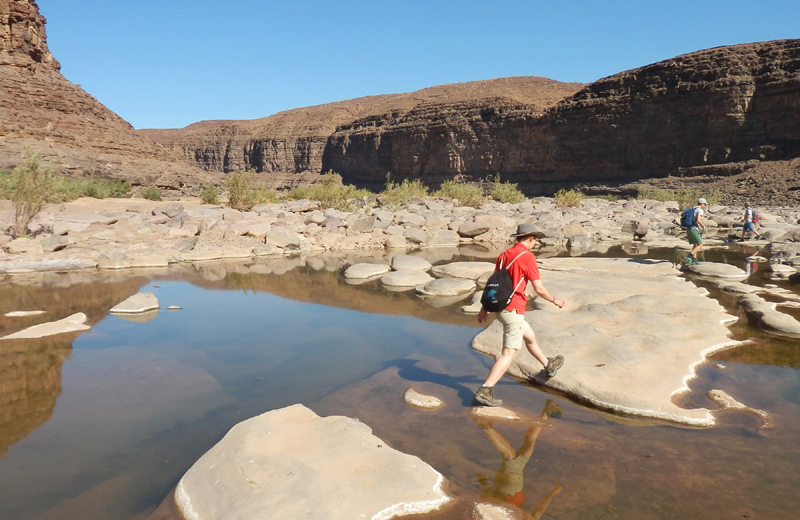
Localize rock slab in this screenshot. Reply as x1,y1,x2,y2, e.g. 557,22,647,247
175,404,451,520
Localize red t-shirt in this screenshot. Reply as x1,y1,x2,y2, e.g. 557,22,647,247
494,242,540,314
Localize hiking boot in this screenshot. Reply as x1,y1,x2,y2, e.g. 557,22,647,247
692,258,701,265
541,398,563,418
684,254,693,264
545,355,564,377
474,386,502,407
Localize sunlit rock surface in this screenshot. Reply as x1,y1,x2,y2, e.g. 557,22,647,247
403,387,444,410
472,258,743,426
431,261,495,280
0,313,89,340
344,262,391,279
175,404,451,520
707,389,771,428
110,292,159,314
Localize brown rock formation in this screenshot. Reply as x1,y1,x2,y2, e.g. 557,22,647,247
139,77,584,186
0,0,218,192
148,39,799,201
324,40,800,192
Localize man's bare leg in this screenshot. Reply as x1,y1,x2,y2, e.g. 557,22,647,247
482,348,517,388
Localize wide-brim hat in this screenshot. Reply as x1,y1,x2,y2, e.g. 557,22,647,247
510,222,546,239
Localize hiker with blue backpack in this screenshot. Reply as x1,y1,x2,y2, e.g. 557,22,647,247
474,223,565,407
680,198,707,265
740,202,761,241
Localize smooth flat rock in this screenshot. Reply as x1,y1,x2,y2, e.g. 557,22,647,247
472,257,743,427
381,270,435,288
175,404,451,520
0,312,89,340
344,262,391,279
684,262,748,280
707,389,771,428
390,254,432,271
416,278,476,296
403,387,444,410
470,407,522,422
4,310,46,317
110,293,160,314
430,261,495,280
738,294,800,338
460,291,484,314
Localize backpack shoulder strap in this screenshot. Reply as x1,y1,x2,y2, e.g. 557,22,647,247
505,250,529,269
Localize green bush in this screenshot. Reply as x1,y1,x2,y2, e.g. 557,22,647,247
6,150,59,236
226,170,259,211
554,188,584,207
434,180,485,208
200,185,220,205
140,186,162,201
490,175,526,204
285,171,371,210
383,174,429,206
253,187,280,205
56,177,132,201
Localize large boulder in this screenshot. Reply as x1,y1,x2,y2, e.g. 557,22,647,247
381,270,435,288
416,278,475,296
431,261,495,280
175,404,451,520
391,254,432,271
344,263,391,279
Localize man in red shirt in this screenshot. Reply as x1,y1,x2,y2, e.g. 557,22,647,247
475,223,565,407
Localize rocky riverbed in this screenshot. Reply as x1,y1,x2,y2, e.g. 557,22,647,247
3,195,800,518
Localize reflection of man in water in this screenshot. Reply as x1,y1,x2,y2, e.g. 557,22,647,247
472,399,563,519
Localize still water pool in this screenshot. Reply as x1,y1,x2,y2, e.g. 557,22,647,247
0,247,798,519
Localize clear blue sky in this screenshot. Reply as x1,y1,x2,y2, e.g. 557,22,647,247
38,0,798,130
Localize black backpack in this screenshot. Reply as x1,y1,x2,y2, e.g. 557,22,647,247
480,250,529,312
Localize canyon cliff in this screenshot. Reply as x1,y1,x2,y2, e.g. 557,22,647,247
323,39,800,193
147,39,799,201
140,77,583,188
0,0,218,191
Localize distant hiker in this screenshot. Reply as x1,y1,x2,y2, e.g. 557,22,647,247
740,202,761,240
681,198,707,265
475,223,565,407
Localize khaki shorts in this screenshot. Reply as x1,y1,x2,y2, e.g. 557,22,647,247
497,309,532,350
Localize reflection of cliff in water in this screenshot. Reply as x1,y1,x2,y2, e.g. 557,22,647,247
0,275,153,455
0,336,71,456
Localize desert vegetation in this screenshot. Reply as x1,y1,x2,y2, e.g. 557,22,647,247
554,188,584,207
637,187,721,208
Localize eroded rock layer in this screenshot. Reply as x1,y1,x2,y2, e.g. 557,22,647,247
140,77,584,181
325,40,800,187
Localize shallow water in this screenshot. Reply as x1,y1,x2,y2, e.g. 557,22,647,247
0,245,798,520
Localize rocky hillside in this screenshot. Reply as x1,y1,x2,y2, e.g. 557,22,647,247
147,39,799,203
325,40,800,197
139,77,585,186
0,0,218,191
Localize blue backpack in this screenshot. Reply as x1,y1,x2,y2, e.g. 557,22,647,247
680,207,697,228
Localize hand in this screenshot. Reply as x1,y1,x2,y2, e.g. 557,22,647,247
478,308,487,324
553,297,565,309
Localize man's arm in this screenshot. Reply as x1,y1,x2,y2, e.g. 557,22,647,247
697,213,706,231
531,279,564,308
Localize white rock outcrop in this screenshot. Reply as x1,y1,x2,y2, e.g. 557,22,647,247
0,313,90,340
175,404,451,520
110,293,160,314
472,257,745,426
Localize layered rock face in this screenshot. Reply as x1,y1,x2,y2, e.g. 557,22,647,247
141,77,584,183
0,0,217,191
325,40,800,187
